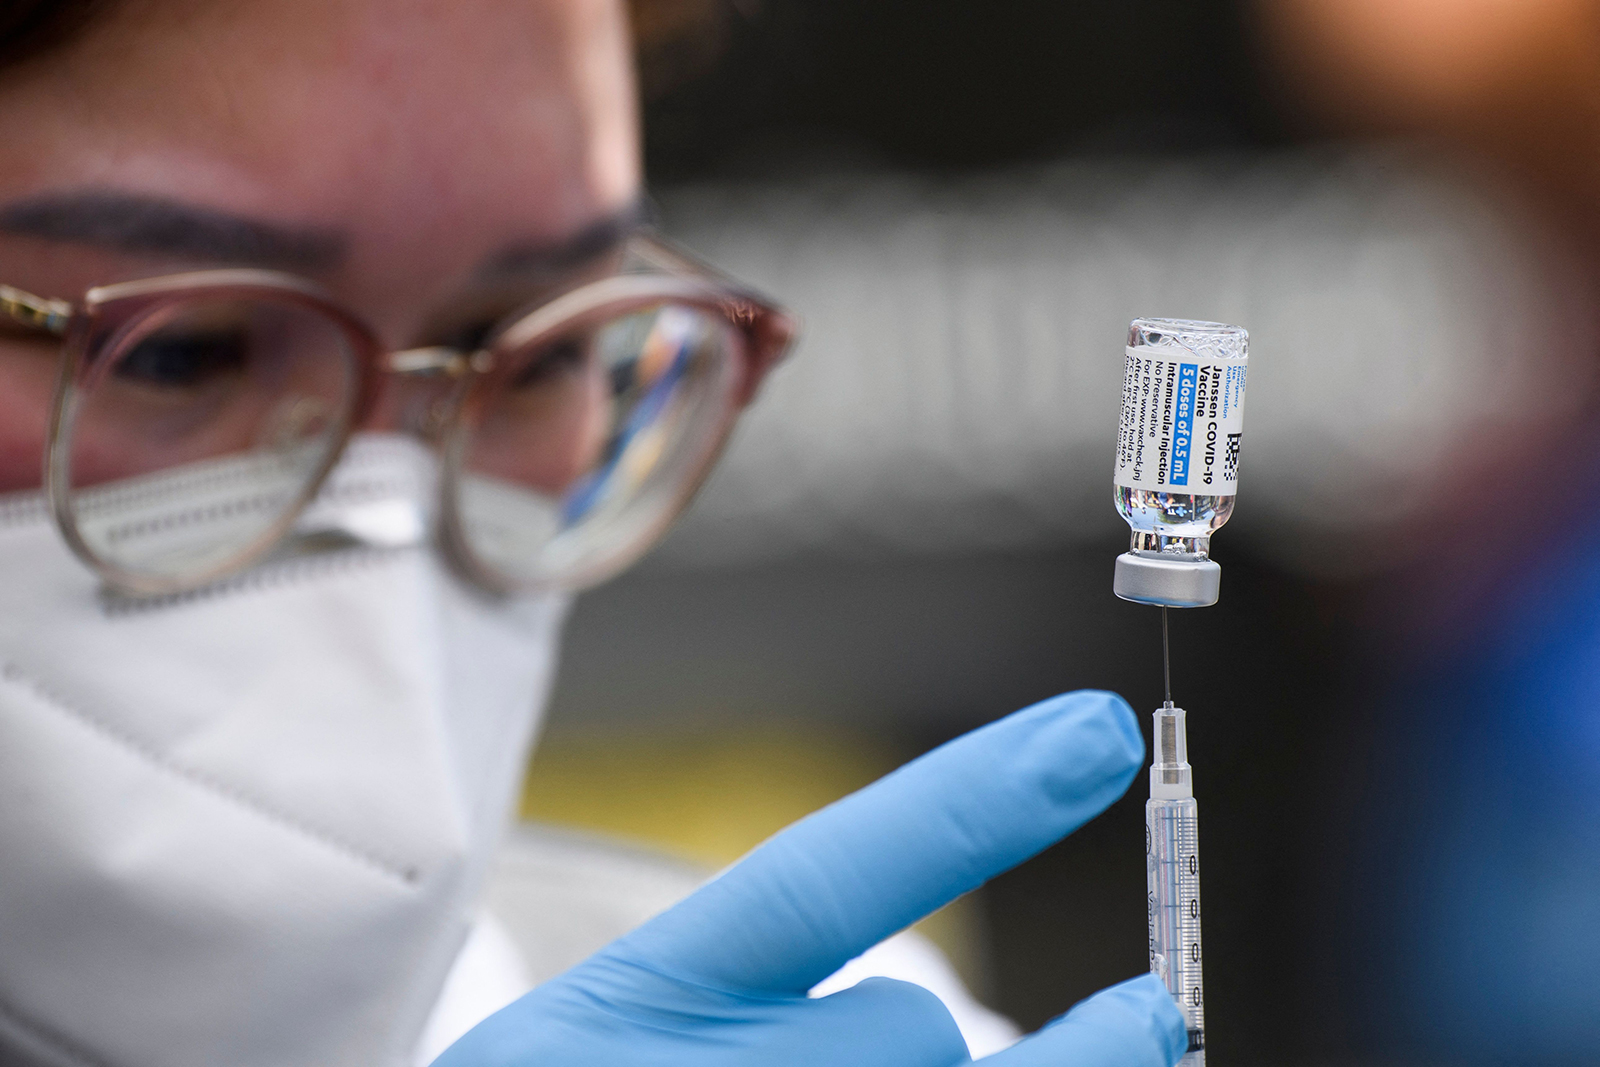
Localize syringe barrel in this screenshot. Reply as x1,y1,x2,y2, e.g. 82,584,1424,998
1148,703,1205,1064
1148,794,1206,1067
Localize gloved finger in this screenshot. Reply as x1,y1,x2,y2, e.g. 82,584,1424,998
430,968,972,1067
978,974,1187,1067
613,690,1143,994
797,978,971,1067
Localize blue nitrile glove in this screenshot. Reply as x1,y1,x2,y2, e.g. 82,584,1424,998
434,690,1187,1067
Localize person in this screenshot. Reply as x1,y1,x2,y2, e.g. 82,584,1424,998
0,2,1185,1065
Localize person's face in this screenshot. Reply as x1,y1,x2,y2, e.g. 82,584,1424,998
0,0,641,490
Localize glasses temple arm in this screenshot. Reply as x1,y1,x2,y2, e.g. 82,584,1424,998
0,285,71,337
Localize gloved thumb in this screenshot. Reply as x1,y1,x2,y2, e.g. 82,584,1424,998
979,974,1188,1067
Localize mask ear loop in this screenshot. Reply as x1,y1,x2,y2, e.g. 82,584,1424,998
46,273,388,598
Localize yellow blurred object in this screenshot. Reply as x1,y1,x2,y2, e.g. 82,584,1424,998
520,724,994,996
522,725,892,867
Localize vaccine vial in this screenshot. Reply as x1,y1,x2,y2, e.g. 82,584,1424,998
1112,318,1248,607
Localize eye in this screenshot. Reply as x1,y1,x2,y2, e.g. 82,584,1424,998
509,336,590,389
437,319,500,353
609,357,637,394
115,327,250,388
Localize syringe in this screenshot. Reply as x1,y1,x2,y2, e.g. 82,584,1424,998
1111,317,1245,1066
1147,608,1206,1065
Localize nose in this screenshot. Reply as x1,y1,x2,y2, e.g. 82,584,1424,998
357,347,479,438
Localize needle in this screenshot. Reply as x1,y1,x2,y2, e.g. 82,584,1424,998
1161,605,1172,707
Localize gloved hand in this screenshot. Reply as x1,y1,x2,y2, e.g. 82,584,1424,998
434,690,1187,1067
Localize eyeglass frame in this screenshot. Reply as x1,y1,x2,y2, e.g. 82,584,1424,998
0,232,797,597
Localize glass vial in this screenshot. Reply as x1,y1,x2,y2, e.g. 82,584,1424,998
1111,318,1248,607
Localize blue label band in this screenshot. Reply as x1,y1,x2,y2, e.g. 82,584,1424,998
1171,363,1197,486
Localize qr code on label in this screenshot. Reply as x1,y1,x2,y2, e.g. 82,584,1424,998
1223,433,1242,480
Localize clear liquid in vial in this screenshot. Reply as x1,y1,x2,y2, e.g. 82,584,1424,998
1113,318,1247,560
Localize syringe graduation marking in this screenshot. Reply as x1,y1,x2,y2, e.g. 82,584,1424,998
1148,795,1205,1052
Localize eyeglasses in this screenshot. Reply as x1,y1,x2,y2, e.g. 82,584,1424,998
0,234,796,596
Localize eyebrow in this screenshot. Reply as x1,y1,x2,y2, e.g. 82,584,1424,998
478,196,654,281
0,189,653,280
0,190,348,271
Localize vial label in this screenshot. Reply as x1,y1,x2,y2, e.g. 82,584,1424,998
1114,345,1247,495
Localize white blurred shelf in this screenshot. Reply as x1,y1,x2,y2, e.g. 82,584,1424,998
652,145,1593,575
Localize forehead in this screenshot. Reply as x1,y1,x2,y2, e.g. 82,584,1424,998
0,0,639,307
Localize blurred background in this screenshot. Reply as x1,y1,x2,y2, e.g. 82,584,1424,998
517,1,1600,1064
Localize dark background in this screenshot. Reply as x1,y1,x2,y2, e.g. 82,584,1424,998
551,541,1366,1062
641,0,1287,184
550,3,1376,1062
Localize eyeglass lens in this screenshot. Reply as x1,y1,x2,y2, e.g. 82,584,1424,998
452,302,741,587
59,295,359,581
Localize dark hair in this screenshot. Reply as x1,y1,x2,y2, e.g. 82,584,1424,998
0,0,113,69
627,0,734,98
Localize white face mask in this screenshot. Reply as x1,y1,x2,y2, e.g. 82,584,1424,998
0,434,565,1067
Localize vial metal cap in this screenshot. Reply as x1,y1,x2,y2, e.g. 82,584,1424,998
1113,552,1220,608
